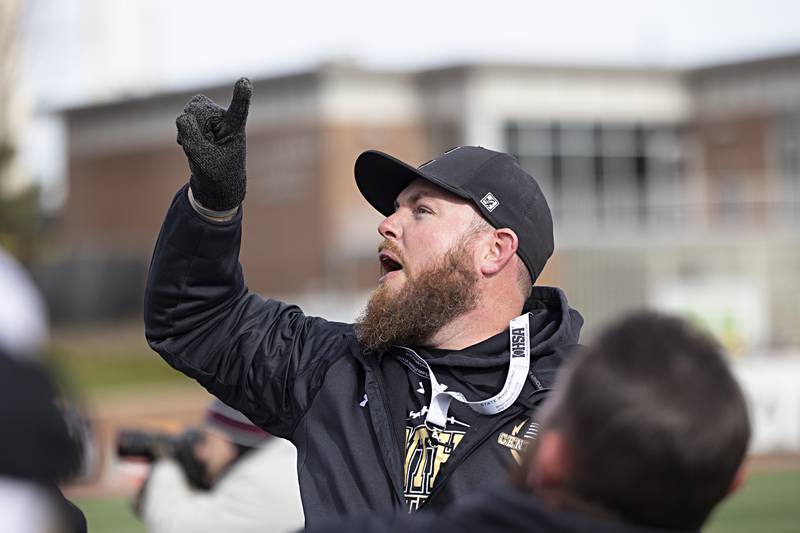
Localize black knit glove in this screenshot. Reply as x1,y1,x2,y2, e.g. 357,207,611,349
176,77,252,211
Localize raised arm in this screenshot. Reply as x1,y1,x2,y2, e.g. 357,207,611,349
144,80,351,439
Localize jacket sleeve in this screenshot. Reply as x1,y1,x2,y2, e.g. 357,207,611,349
144,184,352,438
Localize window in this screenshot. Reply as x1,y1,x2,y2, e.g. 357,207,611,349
777,113,800,224
506,121,685,233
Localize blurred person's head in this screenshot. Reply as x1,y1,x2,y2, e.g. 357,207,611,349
0,244,84,482
354,147,553,352
516,311,750,530
0,246,48,360
0,245,88,532
195,400,270,486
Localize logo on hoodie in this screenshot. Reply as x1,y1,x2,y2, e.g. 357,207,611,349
404,410,470,511
498,418,540,464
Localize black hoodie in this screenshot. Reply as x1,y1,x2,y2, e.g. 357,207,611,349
145,185,583,527
385,287,584,510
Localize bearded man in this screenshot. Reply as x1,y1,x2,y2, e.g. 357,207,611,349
144,78,583,528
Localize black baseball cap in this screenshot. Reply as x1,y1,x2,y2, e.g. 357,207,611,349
354,146,554,282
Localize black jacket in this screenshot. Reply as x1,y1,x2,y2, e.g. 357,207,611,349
144,185,583,527
308,486,694,533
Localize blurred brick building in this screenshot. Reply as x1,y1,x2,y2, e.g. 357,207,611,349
50,54,800,351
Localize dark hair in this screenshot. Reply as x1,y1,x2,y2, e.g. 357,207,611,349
544,311,750,530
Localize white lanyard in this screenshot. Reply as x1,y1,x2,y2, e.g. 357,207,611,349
395,313,531,430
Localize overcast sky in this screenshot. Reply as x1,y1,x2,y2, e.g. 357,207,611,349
20,0,800,109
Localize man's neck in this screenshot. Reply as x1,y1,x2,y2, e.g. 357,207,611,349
426,291,525,350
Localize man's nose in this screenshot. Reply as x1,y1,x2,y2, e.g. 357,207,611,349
378,212,401,240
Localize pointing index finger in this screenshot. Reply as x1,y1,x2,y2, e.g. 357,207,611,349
223,77,252,132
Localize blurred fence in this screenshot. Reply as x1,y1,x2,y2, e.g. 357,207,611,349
34,253,146,322
734,356,800,453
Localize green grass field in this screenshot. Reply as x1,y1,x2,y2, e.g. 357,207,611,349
705,470,800,533
75,496,143,533
74,470,800,533
47,342,189,394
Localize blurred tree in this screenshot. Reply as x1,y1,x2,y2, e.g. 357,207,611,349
0,0,47,266
0,183,47,265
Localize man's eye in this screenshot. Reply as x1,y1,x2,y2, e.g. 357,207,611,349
414,206,432,215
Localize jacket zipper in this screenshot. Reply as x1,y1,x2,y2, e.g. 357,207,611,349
366,360,406,506
393,345,530,508
423,406,523,506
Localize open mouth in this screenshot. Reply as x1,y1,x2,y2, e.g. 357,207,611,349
379,252,404,280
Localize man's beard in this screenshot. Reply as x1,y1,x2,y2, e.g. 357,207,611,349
355,239,480,353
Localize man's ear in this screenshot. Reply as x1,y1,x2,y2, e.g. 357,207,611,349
479,228,518,276
726,463,748,496
527,430,571,492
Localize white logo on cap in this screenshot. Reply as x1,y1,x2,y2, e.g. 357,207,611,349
481,192,500,212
